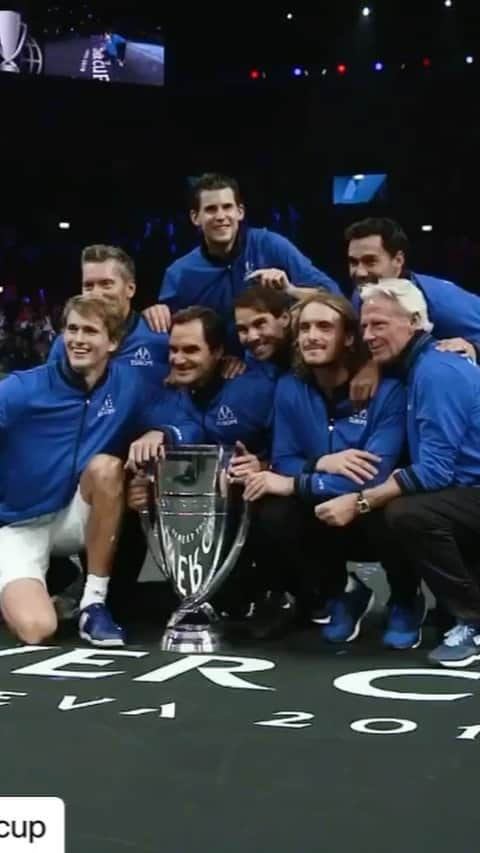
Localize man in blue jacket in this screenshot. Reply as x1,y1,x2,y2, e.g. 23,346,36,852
128,305,277,615
49,244,169,376
243,292,406,642
143,173,340,352
234,285,294,379
0,295,200,649
316,279,480,664
346,217,480,357
48,244,170,616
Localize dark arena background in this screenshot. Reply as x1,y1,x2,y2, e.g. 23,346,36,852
1,2,480,852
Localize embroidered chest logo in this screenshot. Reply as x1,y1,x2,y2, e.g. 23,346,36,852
131,346,153,367
348,408,368,426
97,394,116,418
216,405,238,427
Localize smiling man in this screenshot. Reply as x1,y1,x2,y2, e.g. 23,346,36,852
49,244,169,375
143,173,340,352
0,295,200,648
315,279,480,664
234,285,293,377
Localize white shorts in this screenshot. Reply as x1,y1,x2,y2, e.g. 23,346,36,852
0,488,91,595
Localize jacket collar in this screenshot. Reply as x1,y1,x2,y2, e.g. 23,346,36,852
386,331,433,380
188,369,225,409
124,309,140,337
200,223,247,267
57,357,110,393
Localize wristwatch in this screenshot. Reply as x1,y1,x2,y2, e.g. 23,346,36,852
356,491,372,514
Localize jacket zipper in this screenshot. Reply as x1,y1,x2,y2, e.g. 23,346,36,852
68,396,90,498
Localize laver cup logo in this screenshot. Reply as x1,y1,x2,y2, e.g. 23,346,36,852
0,10,43,74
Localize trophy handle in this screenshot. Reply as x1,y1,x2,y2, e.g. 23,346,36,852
139,476,168,580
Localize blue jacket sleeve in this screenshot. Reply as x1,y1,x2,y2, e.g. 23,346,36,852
47,334,65,363
157,265,181,308
394,365,471,493
265,231,341,294
0,374,28,434
296,383,406,501
271,381,309,475
138,387,205,445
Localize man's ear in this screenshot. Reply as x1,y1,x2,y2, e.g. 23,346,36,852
190,209,200,228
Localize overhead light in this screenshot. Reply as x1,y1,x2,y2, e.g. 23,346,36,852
444,0,452,7
0,286,4,294
58,221,70,229
286,11,293,19
421,224,433,232
337,63,347,74
466,55,474,64
354,174,365,180
362,5,371,16
374,61,384,71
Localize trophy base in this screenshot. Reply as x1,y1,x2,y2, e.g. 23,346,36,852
160,622,225,654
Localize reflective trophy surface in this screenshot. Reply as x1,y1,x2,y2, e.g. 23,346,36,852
141,445,249,653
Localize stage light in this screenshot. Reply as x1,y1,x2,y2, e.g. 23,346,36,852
444,0,452,6
58,221,70,230
249,69,260,80
422,57,432,68
421,224,433,232
286,11,293,19
354,174,365,181
0,286,4,294
362,6,371,16
321,68,328,75
337,63,347,74
293,66,303,76
466,55,474,64
374,61,384,71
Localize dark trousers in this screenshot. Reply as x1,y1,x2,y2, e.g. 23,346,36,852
382,488,480,622
248,496,380,609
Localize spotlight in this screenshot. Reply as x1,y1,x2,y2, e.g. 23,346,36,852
292,66,303,76
321,67,328,75
444,0,452,6
337,63,347,74
374,61,384,71
286,11,293,19
249,69,260,80
362,5,371,16
466,55,474,64
58,221,70,230
353,174,365,181
421,224,433,232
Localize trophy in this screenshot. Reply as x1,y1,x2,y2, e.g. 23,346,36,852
0,11,26,72
141,445,250,653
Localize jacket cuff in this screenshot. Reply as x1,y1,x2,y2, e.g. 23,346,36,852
393,467,424,495
160,425,182,447
294,473,312,499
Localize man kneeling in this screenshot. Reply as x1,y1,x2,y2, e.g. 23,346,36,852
0,295,200,646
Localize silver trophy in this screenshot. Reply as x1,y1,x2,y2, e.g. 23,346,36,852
141,445,250,653
0,10,42,74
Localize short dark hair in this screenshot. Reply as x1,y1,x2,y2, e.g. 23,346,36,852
344,217,410,261
189,173,242,212
170,306,226,352
234,284,291,317
62,295,125,344
81,244,135,280
294,291,367,378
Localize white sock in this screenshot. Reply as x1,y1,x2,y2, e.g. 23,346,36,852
80,574,110,610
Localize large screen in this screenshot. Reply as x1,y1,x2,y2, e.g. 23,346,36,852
333,174,387,205
0,10,165,86
44,33,165,86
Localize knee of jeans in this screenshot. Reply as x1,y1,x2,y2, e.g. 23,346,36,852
14,611,57,645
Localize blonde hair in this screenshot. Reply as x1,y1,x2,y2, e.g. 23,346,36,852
62,295,125,343
360,278,433,333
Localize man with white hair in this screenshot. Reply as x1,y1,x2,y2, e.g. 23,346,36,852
316,279,480,665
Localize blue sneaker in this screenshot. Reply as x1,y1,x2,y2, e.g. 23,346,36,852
382,594,427,650
79,603,126,647
428,623,480,667
321,580,375,643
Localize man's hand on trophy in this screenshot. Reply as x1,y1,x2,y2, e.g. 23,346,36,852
126,430,165,473
243,471,295,501
142,303,172,333
127,474,149,511
228,441,262,483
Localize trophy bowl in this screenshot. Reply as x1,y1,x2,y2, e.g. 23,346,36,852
140,445,249,653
